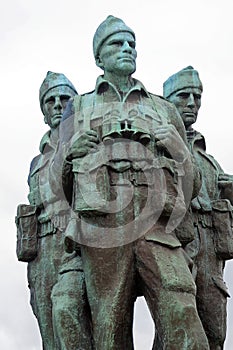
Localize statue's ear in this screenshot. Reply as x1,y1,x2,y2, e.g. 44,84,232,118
95,56,104,69
44,115,48,125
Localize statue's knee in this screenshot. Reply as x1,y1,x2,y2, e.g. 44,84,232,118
167,292,201,327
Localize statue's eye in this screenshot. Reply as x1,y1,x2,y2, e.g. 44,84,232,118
178,93,189,99
45,97,55,104
60,95,71,103
129,41,135,49
111,41,123,47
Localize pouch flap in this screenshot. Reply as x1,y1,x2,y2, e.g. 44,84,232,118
16,204,37,218
145,230,181,248
212,199,232,213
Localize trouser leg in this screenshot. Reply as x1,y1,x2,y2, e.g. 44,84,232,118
51,270,93,350
81,244,135,350
28,281,55,350
189,223,228,350
135,239,210,350
27,231,65,349
196,277,227,350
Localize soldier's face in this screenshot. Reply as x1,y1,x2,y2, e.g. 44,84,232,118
169,87,202,129
97,32,137,76
43,86,75,129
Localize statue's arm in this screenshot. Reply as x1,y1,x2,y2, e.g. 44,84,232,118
218,172,233,205
157,101,202,203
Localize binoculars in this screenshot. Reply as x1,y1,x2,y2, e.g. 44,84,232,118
101,105,152,145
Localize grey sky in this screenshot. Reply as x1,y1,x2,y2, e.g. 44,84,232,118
1,0,233,348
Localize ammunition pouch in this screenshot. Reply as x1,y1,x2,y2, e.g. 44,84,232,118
72,155,110,216
212,199,233,260
174,209,195,247
71,142,186,221
108,156,186,217
149,156,186,218
15,204,38,262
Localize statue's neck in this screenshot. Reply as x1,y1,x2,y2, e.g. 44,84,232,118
186,128,196,143
103,72,133,93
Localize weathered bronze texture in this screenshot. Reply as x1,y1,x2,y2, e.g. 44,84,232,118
16,16,233,350
164,66,233,350
49,16,210,349
16,72,93,349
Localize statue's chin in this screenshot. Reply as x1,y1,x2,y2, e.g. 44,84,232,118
183,114,197,127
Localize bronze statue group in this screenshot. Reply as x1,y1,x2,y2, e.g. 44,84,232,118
16,15,233,350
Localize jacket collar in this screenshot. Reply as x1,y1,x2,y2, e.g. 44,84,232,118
95,75,150,98
186,128,206,151
39,128,59,154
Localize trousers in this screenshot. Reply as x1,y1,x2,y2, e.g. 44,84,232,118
81,233,210,350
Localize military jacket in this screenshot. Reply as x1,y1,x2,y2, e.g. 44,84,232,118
28,130,69,236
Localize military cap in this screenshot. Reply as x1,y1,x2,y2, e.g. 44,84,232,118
93,15,135,59
163,66,203,99
39,71,77,113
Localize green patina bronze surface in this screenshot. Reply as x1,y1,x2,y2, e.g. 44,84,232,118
16,72,93,349
164,66,233,350
50,16,209,349
16,16,233,350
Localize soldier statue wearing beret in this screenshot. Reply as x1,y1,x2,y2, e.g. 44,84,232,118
164,66,233,350
51,16,209,349
16,72,93,349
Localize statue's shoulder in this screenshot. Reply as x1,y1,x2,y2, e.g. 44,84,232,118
27,154,41,184
149,92,186,138
63,91,94,120
72,90,95,99
192,131,222,170
29,154,41,171
72,90,95,109
148,93,178,119
149,92,176,110
198,148,222,171
192,130,206,149
149,92,167,101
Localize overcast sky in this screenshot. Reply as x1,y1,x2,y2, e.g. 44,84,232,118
1,0,233,349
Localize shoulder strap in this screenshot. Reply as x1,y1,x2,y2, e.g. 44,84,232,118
149,94,170,125
73,95,82,133
73,94,95,132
